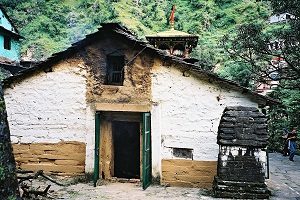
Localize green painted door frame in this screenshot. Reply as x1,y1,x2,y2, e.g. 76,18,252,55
142,112,152,189
93,112,101,187
93,111,151,189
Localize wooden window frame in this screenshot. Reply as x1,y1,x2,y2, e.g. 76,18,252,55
106,55,125,86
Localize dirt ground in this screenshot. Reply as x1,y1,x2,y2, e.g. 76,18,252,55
22,180,212,200
20,153,300,200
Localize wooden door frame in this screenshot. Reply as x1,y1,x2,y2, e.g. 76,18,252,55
93,111,101,187
93,111,152,188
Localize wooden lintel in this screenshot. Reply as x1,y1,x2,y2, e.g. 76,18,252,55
95,103,151,112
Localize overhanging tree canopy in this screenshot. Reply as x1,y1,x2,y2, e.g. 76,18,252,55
223,0,300,89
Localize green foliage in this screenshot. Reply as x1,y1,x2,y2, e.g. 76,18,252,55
0,165,5,181
273,87,300,127
218,61,254,88
268,85,300,151
220,0,300,151
2,0,270,65
7,195,17,200
2,0,117,60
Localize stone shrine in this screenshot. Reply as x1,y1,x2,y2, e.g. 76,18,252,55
213,106,270,199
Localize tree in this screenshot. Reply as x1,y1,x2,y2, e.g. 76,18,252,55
222,0,300,151
222,2,300,89
218,61,254,88
2,0,118,61
0,87,20,199
3,0,269,64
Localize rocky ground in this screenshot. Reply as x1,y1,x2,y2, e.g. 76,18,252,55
20,153,300,200
266,153,300,200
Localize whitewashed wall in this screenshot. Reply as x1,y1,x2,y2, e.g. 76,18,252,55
151,65,258,169
3,60,97,172
4,60,88,143
85,106,95,172
4,58,260,177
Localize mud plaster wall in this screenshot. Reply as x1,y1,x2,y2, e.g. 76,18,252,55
151,60,258,181
82,36,153,172
13,142,86,175
82,36,152,105
162,159,217,188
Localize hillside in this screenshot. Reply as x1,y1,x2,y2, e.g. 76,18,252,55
2,0,270,75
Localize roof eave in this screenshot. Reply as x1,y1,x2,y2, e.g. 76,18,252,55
2,23,279,106
0,4,21,35
0,26,24,39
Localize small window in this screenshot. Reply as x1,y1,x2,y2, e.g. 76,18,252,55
106,55,125,85
173,148,193,159
4,36,11,50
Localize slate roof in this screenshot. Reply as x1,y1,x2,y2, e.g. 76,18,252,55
2,23,279,105
0,56,16,65
0,57,26,75
0,63,25,75
218,106,268,147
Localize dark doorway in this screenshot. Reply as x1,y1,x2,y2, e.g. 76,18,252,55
112,121,140,179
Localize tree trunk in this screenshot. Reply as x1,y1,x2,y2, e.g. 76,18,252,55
0,86,20,199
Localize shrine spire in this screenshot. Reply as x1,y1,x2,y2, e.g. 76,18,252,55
169,5,175,30
146,5,198,59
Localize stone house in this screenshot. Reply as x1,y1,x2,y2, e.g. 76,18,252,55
3,23,276,189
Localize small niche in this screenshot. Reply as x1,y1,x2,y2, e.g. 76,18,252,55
173,148,193,159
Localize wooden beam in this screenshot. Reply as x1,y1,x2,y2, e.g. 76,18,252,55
95,103,151,112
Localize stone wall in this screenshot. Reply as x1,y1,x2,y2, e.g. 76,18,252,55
213,106,269,199
161,159,217,188
13,142,86,176
217,147,266,182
